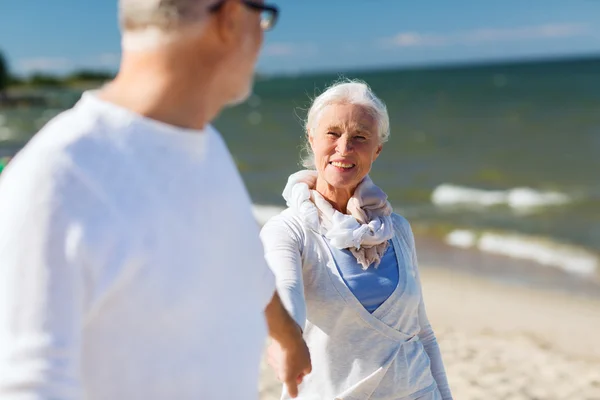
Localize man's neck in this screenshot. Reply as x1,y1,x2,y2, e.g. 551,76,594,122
99,53,224,131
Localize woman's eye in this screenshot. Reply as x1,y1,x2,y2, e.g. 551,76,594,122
355,135,366,141
327,131,340,137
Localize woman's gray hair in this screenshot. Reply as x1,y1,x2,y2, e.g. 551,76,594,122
119,0,214,49
301,79,390,169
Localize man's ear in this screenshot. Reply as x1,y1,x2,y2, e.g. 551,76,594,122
213,0,244,45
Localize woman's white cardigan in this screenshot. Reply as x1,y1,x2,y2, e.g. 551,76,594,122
261,210,453,400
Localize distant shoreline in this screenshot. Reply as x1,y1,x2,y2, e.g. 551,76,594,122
258,52,600,80
6,51,600,89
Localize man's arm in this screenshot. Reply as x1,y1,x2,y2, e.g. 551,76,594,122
0,160,89,398
264,292,312,399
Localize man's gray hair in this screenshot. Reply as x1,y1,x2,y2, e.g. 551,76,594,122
119,0,215,36
301,79,390,169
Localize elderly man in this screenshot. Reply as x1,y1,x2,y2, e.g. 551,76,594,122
0,1,310,399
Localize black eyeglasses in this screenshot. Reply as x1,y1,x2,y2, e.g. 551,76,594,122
209,0,279,31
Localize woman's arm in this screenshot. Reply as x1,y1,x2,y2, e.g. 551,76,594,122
260,215,311,397
260,215,307,330
264,292,312,398
402,219,454,400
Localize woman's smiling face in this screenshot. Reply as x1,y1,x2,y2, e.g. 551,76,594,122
309,103,383,191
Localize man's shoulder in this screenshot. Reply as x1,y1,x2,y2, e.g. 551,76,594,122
0,140,113,238
204,124,234,160
16,101,109,168
5,111,83,177
0,102,117,206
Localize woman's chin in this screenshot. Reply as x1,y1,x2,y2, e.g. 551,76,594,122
323,172,361,191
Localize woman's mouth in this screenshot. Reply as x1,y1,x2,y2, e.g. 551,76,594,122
329,161,356,170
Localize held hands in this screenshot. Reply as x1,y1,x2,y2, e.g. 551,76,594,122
264,292,312,398
267,326,312,398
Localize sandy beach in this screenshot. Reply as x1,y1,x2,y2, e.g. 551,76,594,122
258,267,600,400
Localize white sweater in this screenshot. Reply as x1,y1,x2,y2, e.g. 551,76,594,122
261,209,453,400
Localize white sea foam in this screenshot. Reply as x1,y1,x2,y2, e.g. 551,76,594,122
432,184,571,210
446,229,477,248
432,184,506,207
444,229,598,276
252,204,285,226
506,187,571,209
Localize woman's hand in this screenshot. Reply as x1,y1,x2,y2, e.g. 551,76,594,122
267,328,312,398
264,292,312,398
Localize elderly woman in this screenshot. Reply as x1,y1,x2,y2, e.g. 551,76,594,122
260,80,453,400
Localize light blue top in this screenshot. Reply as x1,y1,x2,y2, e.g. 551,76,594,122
327,239,401,313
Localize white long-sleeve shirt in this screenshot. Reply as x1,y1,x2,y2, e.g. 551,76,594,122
261,210,453,400
0,92,275,399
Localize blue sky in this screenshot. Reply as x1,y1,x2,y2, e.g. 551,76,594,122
2,0,600,76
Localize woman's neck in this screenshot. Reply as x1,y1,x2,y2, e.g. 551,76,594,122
315,178,355,214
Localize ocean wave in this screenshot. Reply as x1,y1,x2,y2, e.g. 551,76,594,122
252,203,599,277
252,204,285,226
431,184,571,210
445,229,598,276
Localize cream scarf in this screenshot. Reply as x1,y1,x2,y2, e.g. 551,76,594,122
282,170,394,269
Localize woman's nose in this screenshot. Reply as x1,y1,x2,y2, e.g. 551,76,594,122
336,136,352,155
